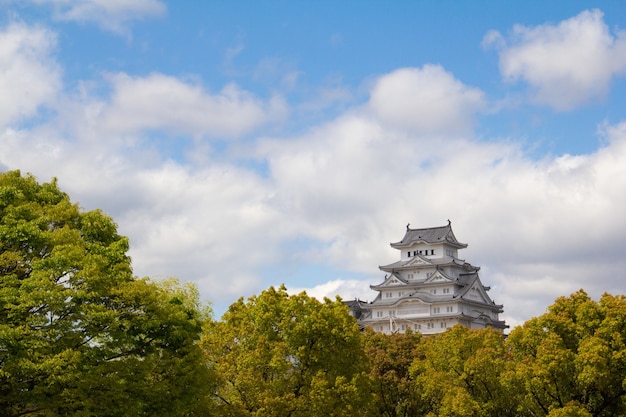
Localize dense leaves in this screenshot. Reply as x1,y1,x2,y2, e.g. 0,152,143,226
507,290,626,416
202,286,374,417
363,330,423,417
0,171,211,416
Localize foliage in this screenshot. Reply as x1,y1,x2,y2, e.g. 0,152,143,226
0,171,212,416
410,325,514,417
506,290,626,416
202,285,374,417
363,329,424,417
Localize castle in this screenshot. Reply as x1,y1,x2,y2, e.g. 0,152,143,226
347,222,507,334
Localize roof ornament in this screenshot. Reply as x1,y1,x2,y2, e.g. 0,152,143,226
447,219,451,226
406,223,410,230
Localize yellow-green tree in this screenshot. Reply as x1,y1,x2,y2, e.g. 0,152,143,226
202,286,374,417
506,290,626,416
410,325,514,417
363,329,425,417
0,171,213,416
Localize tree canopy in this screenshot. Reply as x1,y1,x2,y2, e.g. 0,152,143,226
0,171,212,416
202,285,373,417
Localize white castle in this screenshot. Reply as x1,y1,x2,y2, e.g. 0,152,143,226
348,222,507,334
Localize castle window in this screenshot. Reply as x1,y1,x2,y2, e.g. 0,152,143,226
407,251,411,257
441,322,447,328
413,250,417,256
433,307,440,314
443,288,450,294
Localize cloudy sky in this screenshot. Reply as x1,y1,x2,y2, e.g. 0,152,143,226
2,1,626,327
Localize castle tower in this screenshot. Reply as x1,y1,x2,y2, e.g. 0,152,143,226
354,222,507,334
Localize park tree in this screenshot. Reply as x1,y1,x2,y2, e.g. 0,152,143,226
363,329,424,417
0,171,213,416
505,290,626,416
202,286,374,417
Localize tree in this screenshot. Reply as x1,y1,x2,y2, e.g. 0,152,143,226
363,329,424,417
410,325,515,417
505,290,626,416
202,286,374,417
0,171,213,416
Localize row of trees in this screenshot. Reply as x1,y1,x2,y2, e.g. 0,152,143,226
2,171,626,416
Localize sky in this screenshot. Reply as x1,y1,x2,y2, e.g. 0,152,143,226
2,1,626,328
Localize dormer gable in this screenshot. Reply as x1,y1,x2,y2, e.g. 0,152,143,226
424,270,454,284
457,276,497,306
370,273,407,290
405,255,432,266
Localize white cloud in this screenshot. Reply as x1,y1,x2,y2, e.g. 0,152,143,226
367,65,485,136
287,279,377,303
23,0,166,34
1,15,626,329
0,23,61,127
99,73,287,138
257,69,626,327
485,9,626,110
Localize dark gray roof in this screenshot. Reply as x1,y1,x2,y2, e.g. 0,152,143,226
391,222,467,249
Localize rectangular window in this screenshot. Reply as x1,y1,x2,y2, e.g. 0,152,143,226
433,307,440,314
407,251,411,257
443,288,450,294
441,322,446,328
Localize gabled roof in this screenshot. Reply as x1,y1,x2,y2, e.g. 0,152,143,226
390,221,467,249
370,272,408,290
424,269,455,284
455,275,502,310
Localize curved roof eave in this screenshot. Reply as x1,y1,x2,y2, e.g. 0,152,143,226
390,223,468,249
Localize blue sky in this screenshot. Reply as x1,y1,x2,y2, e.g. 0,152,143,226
2,1,626,327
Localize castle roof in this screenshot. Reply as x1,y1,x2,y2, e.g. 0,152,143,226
379,256,478,273
390,222,467,249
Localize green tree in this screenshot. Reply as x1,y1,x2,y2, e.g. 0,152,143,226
202,286,374,417
363,329,424,417
0,171,213,416
410,325,514,417
505,290,626,416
